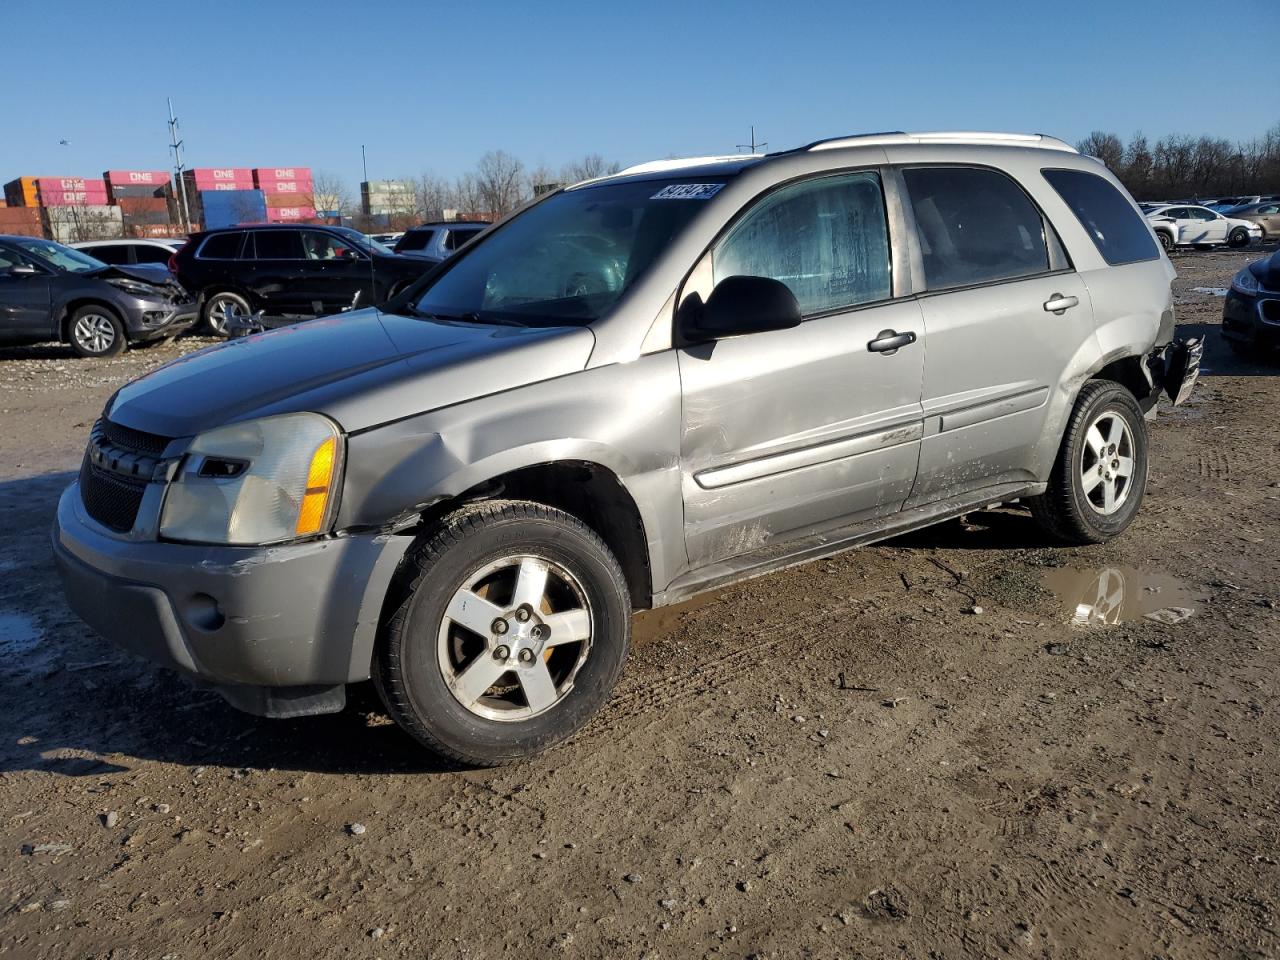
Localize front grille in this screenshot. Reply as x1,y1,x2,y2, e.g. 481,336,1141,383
1261,299,1280,326
98,418,171,457
80,457,148,532
79,418,175,532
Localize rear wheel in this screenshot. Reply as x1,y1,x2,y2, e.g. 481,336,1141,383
1228,227,1251,248
1029,381,1148,545
68,306,125,358
375,500,631,767
202,290,251,337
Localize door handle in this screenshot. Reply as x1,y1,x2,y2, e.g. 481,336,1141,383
1043,293,1079,315
867,329,917,355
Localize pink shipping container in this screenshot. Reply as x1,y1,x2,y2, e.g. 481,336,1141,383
266,206,317,222
253,167,312,182
40,188,112,206
256,178,314,195
188,167,253,182
105,170,170,187
195,181,257,192
38,176,107,193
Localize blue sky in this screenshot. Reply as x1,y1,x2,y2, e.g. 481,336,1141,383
6,0,1277,189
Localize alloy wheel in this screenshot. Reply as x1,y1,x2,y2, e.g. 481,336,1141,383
72,313,117,355
1079,411,1135,516
436,555,594,722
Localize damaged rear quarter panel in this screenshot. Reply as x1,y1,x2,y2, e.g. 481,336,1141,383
337,351,687,594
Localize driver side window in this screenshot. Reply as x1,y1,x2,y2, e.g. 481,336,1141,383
712,172,891,317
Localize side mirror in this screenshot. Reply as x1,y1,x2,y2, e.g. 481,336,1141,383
8,264,38,277
685,275,802,343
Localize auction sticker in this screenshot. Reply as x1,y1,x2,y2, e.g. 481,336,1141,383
651,183,725,200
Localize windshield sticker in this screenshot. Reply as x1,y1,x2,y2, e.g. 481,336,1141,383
651,183,725,201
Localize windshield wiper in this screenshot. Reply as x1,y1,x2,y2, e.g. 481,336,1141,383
404,307,527,327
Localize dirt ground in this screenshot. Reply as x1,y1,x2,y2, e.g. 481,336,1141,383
2,243,1278,959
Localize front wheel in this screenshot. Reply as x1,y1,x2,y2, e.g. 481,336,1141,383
68,306,125,358
1155,230,1174,253
1228,227,1251,248
375,500,631,767
1029,381,1149,545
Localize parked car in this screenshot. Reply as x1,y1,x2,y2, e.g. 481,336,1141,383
1143,204,1262,251
1222,248,1279,355
369,232,404,247
54,131,1199,765
0,235,195,357
1219,201,1280,239
170,224,436,335
393,221,489,262
71,238,186,267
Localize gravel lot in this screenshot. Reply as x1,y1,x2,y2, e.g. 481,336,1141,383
1,243,1278,959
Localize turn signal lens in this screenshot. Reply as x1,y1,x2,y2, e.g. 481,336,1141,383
295,436,337,535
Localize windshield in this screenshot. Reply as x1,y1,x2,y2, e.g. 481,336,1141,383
337,228,392,256
404,177,727,326
12,237,106,274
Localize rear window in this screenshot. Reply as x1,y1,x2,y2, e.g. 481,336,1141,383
198,232,244,259
396,229,435,252
1042,169,1159,266
133,245,172,264
445,228,481,251
902,167,1050,290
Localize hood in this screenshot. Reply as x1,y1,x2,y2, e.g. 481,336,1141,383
106,308,596,438
1249,250,1280,290
96,262,173,286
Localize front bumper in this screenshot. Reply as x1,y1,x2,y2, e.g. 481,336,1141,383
121,295,199,341
52,483,412,715
1223,289,1280,348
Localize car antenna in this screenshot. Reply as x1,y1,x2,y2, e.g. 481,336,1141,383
361,144,376,310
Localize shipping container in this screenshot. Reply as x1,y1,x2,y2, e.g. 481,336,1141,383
104,169,171,189
5,177,46,207
265,206,317,222
43,205,123,242
40,188,112,207
256,178,314,195
117,197,169,214
0,207,45,237
253,166,312,182
38,176,107,194
187,167,253,182
265,193,317,209
109,184,169,200
198,189,267,228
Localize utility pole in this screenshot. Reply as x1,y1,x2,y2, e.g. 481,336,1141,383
167,98,191,232
735,125,768,155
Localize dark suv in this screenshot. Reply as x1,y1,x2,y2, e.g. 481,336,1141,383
171,225,436,335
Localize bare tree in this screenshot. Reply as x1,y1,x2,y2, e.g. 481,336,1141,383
561,153,621,183
416,173,453,221
1076,132,1125,170
474,150,527,217
308,171,352,220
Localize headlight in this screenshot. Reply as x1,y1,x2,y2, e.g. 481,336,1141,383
107,278,159,297
1231,269,1259,295
160,413,343,545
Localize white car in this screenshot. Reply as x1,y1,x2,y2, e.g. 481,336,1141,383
1143,204,1261,252
70,238,187,267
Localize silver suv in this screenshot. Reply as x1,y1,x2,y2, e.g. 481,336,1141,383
54,131,1201,766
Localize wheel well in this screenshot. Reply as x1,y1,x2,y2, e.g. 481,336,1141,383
59,299,123,343
1090,356,1150,401
420,461,653,609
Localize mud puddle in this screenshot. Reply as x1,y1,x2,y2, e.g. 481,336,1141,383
0,610,42,654
633,590,725,646
1040,566,1205,627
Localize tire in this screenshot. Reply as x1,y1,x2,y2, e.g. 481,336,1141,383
67,305,126,358
201,290,251,337
1029,380,1149,545
1228,227,1251,248
375,500,631,767
1155,230,1174,253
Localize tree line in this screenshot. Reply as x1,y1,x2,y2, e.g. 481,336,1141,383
1077,124,1280,200
312,151,623,228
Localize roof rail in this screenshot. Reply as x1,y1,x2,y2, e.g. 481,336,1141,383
804,131,1078,153
613,154,759,177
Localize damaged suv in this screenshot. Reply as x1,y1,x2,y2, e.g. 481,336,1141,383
53,132,1200,766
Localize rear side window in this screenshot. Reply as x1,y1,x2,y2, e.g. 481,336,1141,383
133,245,172,264
713,171,891,316
397,229,434,252
445,228,480,251
198,232,244,259
253,230,304,260
1041,169,1158,266
86,245,131,265
902,167,1050,290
